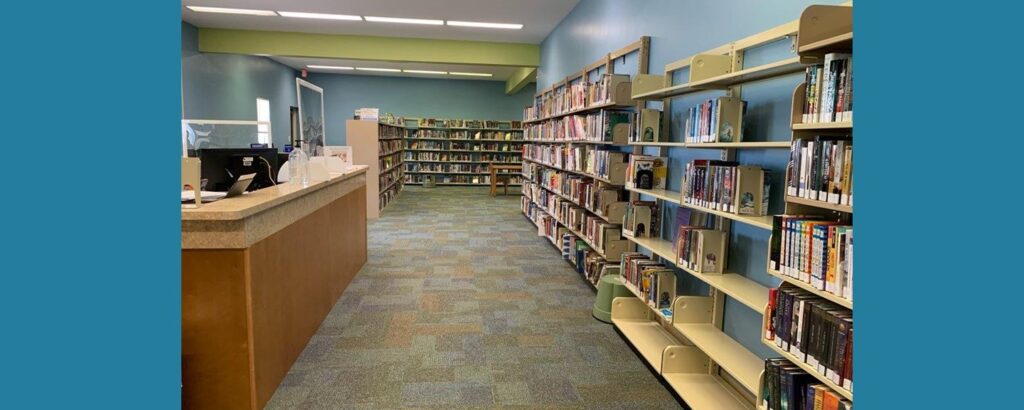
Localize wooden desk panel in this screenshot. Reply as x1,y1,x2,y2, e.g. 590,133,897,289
182,172,368,410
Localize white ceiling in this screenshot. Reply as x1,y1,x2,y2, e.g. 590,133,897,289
182,0,580,43
271,56,521,81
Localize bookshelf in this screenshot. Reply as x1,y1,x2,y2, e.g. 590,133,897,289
403,118,524,187
347,119,407,219
519,37,650,292
607,4,853,410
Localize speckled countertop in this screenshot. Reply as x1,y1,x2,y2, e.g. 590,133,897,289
181,166,367,249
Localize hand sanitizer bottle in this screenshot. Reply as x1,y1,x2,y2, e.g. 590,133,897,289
288,144,310,187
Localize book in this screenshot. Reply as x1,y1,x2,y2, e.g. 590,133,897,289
802,53,853,124
626,155,668,190
635,108,662,143
683,96,746,143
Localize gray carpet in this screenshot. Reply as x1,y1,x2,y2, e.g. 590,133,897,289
265,186,682,409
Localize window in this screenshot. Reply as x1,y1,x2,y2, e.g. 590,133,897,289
256,98,271,145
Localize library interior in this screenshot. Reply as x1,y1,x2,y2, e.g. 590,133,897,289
180,0,855,409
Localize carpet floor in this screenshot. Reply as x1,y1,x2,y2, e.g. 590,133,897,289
265,186,683,409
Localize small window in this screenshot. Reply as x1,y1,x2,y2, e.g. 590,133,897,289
256,98,271,145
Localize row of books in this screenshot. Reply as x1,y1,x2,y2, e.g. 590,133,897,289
623,200,660,238
522,198,559,243
683,97,746,143
379,166,402,190
404,152,521,162
379,155,401,172
405,163,514,174
523,109,635,144
449,142,519,152
802,53,853,124
768,216,853,301
525,167,625,222
404,174,521,185
681,160,771,216
673,227,727,274
417,118,522,129
562,231,612,287
625,155,669,190
786,137,853,207
379,139,403,155
379,124,407,139
524,74,630,120
762,358,851,410
410,129,524,141
379,181,401,210
765,283,853,392
524,144,629,184
619,252,676,316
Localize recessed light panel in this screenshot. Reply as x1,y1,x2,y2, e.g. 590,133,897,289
364,16,444,25
186,6,276,16
356,67,402,72
307,65,355,70
449,72,493,77
446,21,523,30
403,70,448,75
277,11,362,21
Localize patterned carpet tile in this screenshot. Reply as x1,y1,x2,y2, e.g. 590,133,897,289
265,187,682,409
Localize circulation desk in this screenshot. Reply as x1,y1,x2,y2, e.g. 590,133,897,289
181,166,368,409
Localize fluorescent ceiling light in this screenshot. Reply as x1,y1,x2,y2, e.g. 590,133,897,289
449,72,493,77
403,70,448,75
356,67,402,72
186,6,276,16
307,65,354,70
277,11,362,21
364,16,444,25
446,21,523,30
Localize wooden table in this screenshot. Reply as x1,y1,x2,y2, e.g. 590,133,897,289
489,164,522,196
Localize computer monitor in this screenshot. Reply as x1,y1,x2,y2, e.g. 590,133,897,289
196,148,279,192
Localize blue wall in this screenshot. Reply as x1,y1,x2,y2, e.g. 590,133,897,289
181,22,533,147
307,74,534,145
181,22,298,147
537,0,843,360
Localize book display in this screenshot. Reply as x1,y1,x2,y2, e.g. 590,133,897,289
605,4,853,409
520,37,650,290
347,118,409,218
403,118,524,186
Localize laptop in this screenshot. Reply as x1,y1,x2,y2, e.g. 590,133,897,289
182,173,256,203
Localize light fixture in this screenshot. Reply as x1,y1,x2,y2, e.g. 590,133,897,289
186,6,277,16
307,65,354,70
364,16,444,25
449,72,493,77
356,67,402,72
403,70,448,75
446,21,523,30
277,11,362,21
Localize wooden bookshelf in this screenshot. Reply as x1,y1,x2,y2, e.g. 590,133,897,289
627,235,769,312
765,267,852,309
521,207,600,292
348,120,406,218
632,57,803,101
522,157,624,186
402,118,524,186
791,121,852,130
785,195,852,214
626,186,774,230
760,338,852,401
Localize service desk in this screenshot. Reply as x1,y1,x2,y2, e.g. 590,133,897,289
182,166,368,410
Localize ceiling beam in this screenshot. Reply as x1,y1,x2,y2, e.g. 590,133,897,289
198,28,540,67
505,67,537,95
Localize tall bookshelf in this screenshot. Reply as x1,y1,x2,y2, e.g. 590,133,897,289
403,118,524,186
519,37,650,290
348,119,406,219
604,4,853,410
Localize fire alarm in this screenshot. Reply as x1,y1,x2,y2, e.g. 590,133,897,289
301,69,308,78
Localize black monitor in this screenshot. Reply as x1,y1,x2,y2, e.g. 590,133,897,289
196,148,279,192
